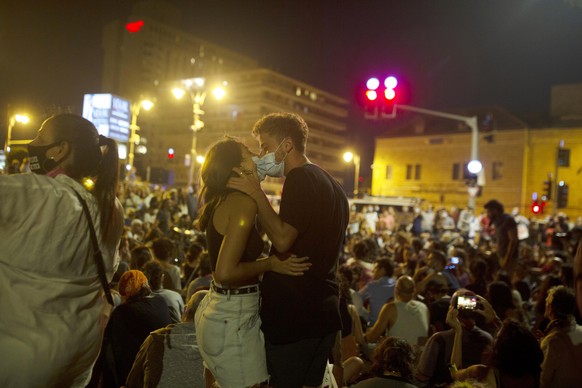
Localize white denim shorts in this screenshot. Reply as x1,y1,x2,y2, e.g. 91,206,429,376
194,282,268,388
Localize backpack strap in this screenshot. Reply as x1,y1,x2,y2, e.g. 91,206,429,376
72,189,114,306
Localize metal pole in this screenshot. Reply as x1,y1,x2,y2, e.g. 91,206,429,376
394,105,480,208
188,91,206,187
128,103,140,176
353,155,361,197
467,116,479,209
552,142,561,216
5,116,15,153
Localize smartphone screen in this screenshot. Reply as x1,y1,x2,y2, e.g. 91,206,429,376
457,295,477,310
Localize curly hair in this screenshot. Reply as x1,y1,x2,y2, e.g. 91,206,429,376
252,112,309,153
370,337,417,381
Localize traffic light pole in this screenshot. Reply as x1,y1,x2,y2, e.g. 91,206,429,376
381,104,480,208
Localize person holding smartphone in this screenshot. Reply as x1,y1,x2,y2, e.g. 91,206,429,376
416,290,494,387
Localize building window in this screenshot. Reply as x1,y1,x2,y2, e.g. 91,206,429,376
492,161,503,180
452,163,460,180
406,164,413,180
385,165,392,180
415,164,421,180
405,164,421,180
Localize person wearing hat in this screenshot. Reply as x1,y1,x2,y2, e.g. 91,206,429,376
416,289,494,387
100,270,172,387
0,114,124,387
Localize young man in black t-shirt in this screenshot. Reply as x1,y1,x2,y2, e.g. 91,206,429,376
228,113,349,387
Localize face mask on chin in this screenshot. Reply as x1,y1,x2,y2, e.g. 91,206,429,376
252,140,288,181
27,142,63,175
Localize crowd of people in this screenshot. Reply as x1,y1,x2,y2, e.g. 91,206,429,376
2,112,582,388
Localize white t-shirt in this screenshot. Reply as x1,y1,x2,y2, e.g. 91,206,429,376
387,299,429,349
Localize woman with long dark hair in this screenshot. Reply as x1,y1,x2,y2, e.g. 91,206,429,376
0,114,124,386
194,138,310,387
448,305,543,387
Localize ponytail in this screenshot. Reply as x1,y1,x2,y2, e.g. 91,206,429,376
94,135,119,236
41,114,120,239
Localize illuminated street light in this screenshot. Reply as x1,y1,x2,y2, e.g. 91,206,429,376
343,151,361,197
212,86,226,100
173,77,227,186
196,155,205,165
172,87,186,100
367,97,481,208
127,99,154,176
467,159,482,174
5,113,31,153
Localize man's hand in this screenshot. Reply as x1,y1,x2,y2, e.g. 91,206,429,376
268,255,311,276
227,167,263,200
474,295,500,325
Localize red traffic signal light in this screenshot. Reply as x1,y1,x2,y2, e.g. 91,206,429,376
531,201,543,215
363,75,399,119
365,90,378,101
384,76,398,101
167,148,175,159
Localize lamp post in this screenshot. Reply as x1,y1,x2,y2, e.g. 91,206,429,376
375,104,482,208
172,77,226,186
343,151,361,197
5,113,31,153
127,99,153,176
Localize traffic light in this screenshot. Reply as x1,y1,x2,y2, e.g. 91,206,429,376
363,75,398,119
557,183,569,208
167,147,175,159
531,201,542,215
542,180,552,200
364,77,380,119
381,76,398,117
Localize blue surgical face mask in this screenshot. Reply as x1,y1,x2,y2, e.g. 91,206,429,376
252,140,287,181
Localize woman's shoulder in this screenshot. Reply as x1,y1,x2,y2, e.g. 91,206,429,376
225,191,257,212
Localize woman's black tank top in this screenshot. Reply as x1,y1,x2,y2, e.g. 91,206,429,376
206,206,265,272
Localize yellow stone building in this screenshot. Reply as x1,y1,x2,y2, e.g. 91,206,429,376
371,107,582,218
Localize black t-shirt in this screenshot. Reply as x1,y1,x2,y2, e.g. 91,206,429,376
260,164,349,344
494,214,518,260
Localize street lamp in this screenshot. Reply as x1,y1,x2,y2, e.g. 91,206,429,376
5,113,31,153
172,77,227,186
128,99,154,176
343,151,361,197
367,100,482,208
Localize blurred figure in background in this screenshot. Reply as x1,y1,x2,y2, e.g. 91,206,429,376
126,290,208,388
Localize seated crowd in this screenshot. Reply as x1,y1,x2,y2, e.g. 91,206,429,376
91,181,582,387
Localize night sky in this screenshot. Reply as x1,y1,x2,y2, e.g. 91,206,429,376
2,0,582,169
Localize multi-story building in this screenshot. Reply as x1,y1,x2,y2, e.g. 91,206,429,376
101,1,258,101
142,68,348,191
371,106,582,218
101,0,348,190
